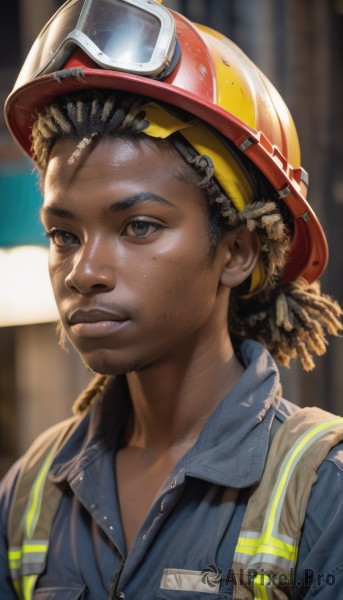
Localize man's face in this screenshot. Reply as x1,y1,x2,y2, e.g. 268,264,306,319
41,136,231,375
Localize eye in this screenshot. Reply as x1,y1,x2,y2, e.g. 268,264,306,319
124,219,162,238
45,229,79,247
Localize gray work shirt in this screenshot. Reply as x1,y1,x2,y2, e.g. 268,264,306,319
1,340,343,599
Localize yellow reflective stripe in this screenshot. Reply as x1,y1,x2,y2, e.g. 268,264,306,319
237,534,295,554
22,543,48,554
9,548,22,561
24,446,55,539
8,543,48,564
264,417,343,541
9,559,21,569
236,535,297,562
22,575,37,600
13,444,54,599
253,575,270,600
234,417,343,573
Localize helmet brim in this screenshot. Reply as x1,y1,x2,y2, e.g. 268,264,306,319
4,67,328,285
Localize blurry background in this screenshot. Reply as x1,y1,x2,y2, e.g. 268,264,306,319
0,0,342,478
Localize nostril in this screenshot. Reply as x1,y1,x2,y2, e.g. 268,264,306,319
91,283,109,290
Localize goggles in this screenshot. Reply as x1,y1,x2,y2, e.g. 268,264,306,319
14,0,179,91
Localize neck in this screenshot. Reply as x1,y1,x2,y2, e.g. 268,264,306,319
124,326,243,453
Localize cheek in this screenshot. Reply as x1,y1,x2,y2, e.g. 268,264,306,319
139,250,219,325
48,257,69,300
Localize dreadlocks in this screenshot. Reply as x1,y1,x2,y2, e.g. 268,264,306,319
31,89,342,394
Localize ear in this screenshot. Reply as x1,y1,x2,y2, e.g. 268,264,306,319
219,225,260,289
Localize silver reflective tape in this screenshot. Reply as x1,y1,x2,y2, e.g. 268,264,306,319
21,561,45,576
233,551,292,571
9,567,21,580
160,568,220,594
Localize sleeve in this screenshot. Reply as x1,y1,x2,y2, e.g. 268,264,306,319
0,458,24,599
294,443,343,599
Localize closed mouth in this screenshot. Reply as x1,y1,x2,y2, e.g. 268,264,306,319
67,308,128,325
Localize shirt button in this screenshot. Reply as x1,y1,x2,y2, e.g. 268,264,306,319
116,593,125,599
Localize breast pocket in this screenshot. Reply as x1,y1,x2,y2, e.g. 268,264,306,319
33,586,87,599
157,568,230,599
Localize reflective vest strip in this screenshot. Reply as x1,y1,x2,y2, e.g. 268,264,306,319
9,548,22,559
8,445,54,600
235,536,297,562
263,417,343,540
237,533,296,554
9,546,23,584
234,417,343,571
21,543,48,555
22,575,37,600
8,540,49,574
253,575,271,600
24,446,56,540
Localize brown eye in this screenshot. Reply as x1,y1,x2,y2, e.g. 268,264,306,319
125,220,161,237
46,229,79,247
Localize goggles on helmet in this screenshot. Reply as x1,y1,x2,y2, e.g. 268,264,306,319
14,0,179,91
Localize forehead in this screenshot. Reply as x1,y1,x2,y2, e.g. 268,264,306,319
44,134,200,188
42,135,207,217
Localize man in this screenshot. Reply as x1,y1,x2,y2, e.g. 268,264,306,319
1,1,342,598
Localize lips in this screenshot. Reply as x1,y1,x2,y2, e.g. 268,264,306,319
66,308,130,338
67,308,128,325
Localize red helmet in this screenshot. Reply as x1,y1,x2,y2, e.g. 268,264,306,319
4,0,328,284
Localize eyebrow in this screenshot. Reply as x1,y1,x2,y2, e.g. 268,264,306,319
106,192,175,213
40,192,175,220
40,205,74,220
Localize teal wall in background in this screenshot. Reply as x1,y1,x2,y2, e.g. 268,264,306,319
0,165,47,246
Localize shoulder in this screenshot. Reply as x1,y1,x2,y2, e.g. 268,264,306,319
0,457,24,598
0,456,24,517
0,416,77,528
296,433,343,596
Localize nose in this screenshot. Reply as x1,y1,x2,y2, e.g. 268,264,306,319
65,239,116,294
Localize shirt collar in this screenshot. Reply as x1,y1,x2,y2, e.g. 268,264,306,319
182,339,279,487
50,340,279,488
49,376,132,482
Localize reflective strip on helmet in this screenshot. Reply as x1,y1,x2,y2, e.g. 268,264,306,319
234,417,343,573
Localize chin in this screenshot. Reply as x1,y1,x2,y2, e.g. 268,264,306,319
79,351,143,376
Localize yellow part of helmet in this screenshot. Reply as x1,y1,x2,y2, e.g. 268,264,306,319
196,23,301,170
133,101,266,296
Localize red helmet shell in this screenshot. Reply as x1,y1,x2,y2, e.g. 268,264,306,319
4,10,328,284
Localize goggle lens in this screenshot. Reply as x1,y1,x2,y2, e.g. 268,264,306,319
82,0,161,64
14,0,173,90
